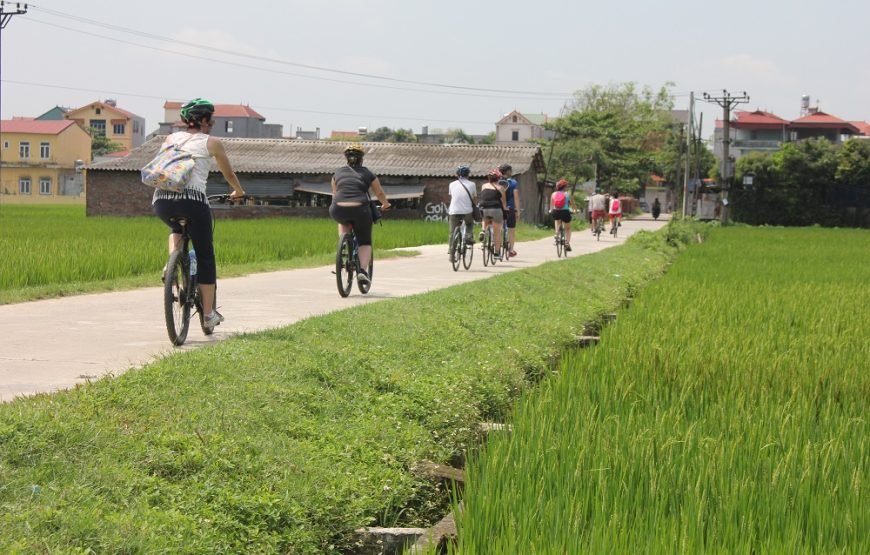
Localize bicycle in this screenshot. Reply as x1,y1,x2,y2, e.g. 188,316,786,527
593,215,605,241
555,223,567,258
480,225,495,267
610,215,621,238
335,224,374,297
500,223,511,260
449,219,474,271
163,193,247,346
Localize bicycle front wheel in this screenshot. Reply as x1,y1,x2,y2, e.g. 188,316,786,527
336,233,354,297
450,229,462,272
164,249,191,345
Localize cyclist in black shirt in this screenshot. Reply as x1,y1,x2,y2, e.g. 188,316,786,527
330,144,391,286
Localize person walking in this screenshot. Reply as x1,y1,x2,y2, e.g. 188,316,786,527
329,144,391,287
153,98,245,332
447,165,477,257
499,163,520,258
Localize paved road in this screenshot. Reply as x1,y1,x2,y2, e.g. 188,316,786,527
1,216,668,402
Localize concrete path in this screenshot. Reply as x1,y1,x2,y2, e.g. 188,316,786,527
1,216,669,402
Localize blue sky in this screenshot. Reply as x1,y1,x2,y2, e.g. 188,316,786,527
1,0,867,140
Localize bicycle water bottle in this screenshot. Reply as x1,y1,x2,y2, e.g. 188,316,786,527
188,249,198,276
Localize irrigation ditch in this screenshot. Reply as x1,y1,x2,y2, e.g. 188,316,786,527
350,309,625,555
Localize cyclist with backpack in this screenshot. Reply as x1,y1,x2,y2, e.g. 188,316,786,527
608,190,623,235
550,179,575,252
499,163,520,258
478,169,508,260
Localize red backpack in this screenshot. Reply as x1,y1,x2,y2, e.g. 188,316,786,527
552,191,567,209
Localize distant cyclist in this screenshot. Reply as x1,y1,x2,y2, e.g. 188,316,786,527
153,98,245,332
478,169,507,260
330,144,391,287
447,165,477,257
608,190,623,234
550,179,575,252
589,188,607,235
499,163,520,258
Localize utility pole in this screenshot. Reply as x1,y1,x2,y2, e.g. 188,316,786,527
682,92,693,218
1,1,28,29
702,89,749,224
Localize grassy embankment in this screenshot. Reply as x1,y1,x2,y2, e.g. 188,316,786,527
0,204,551,304
454,226,869,554
0,217,694,553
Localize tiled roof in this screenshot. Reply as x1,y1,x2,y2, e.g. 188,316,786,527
790,111,860,132
0,119,79,134
733,110,789,127
163,101,264,120
849,121,870,136
66,100,141,121
522,113,549,125
88,137,545,177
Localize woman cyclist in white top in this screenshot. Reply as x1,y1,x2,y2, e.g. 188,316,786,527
152,98,244,331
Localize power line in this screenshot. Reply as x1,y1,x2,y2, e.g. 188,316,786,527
27,4,573,98
1,79,499,126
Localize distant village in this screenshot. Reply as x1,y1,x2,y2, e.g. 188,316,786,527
1,97,867,224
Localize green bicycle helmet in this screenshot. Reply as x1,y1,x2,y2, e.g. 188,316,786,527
180,98,215,124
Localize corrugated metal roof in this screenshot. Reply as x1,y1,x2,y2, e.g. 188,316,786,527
88,137,545,177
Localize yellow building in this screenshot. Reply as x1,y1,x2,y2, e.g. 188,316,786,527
0,119,91,203
65,99,146,153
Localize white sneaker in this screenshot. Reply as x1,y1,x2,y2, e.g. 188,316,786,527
203,310,224,330
357,270,371,286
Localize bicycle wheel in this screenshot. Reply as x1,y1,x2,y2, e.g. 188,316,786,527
462,232,474,270
450,229,462,272
357,246,373,294
612,220,619,238
336,233,354,297
595,220,602,241
164,249,191,345
481,228,491,267
555,227,564,258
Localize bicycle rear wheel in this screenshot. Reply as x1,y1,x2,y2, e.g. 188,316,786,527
336,233,354,297
164,249,191,345
556,227,564,257
357,247,373,294
482,228,491,267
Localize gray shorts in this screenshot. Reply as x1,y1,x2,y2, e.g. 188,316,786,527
482,208,504,223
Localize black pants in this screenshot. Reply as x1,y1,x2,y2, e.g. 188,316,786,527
153,198,216,284
329,203,373,245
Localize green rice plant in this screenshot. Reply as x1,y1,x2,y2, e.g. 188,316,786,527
454,226,869,554
0,205,549,302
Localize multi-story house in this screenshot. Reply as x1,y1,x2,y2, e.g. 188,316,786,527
0,119,91,202
64,99,146,153
155,101,283,138
495,111,556,143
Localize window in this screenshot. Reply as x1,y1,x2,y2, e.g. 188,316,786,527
91,120,106,136
512,115,518,123
133,121,140,133
96,108,101,115
40,142,50,159
225,120,234,133
40,177,52,195
3,141,8,149
19,177,31,195
19,142,30,159
113,123,126,135
511,130,520,141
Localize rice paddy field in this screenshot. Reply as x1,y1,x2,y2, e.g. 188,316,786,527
0,204,548,303
453,226,869,554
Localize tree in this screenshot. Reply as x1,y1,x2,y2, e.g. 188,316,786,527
543,82,675,195
365,126,417,143
90,127,124,158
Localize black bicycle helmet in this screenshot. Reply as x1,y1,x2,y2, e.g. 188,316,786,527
456,165,471,177
180,98,215,125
